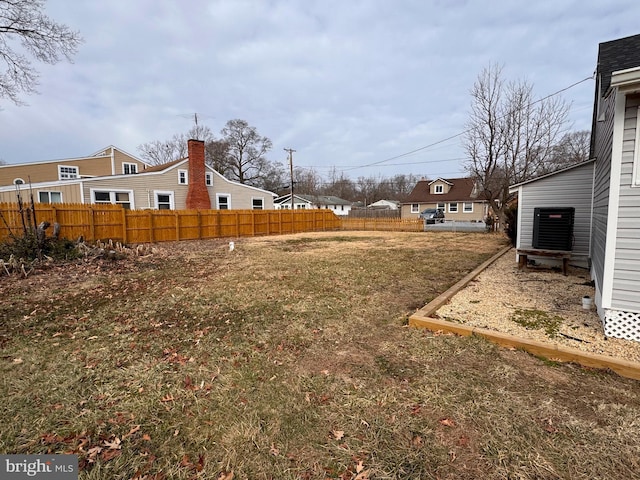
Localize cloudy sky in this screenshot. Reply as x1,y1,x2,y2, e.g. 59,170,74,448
1,0,639,183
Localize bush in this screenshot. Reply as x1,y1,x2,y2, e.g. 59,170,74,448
0,232,80,262
504,204,518,246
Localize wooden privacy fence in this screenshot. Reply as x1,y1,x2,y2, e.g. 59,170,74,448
340,217,423,232
0,203,341,244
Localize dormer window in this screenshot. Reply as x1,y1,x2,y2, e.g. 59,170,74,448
435,184,444,194
123,162,138,174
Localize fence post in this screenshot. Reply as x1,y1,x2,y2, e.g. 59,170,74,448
121,208,128,244
175,211,180,241
251,210,255,236
89,207,96,241
148,210,154,243
235,211,240,237
197,210,202,240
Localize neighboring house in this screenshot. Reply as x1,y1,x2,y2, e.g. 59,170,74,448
0,140,276,210
402,177,489,221
274,194,352,216
367,199,401,210
0,146,150,187
508,33,640,342
509,160,595,269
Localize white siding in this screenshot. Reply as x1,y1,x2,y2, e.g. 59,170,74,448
517,162,595,268
611,94,640,312
591,91,616,310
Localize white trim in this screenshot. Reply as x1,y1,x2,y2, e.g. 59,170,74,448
205,172,213,186
411,203,419,213
216,193,231,210
13,178,25,185
515,185,523,252
448,202,458,213
178,169,188,185
633,105,640,186
153,190,175,210
602,91,627,309
463,202,473,213
611,66,640,90
428,178,453,186
58,164,79,180
434,184,444,194
110,147,115,175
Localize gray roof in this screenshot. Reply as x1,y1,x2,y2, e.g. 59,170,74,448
597,33,640,96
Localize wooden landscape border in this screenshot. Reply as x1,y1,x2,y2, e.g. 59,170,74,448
409,246,640,381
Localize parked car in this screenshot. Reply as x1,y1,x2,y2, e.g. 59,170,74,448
419,208,445,224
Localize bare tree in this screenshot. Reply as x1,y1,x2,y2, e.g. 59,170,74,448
543,130,590,174
0,0,81,104
138,125,219,166
464,64,569,226
220,119,273,186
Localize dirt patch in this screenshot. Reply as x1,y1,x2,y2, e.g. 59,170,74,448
436,249,640,363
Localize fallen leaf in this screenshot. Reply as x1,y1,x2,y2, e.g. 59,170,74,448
269,443,280,456
439,418,456,427
332,430,345,440
217,471,234,480
355,469,370,480
123,424,141,440
103,437,122,450
13,358,23,364
161,394,175,403
411,435,423,447
356,460,364,473
142,434,151,441
101,449,122,462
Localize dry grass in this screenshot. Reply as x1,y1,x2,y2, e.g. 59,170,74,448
2,231,640,479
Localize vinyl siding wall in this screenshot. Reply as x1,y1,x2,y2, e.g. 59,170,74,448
591,92,615,308
611,94,640,312
517,162,594,268
0,183,83,204
81,166,274,210
0,156,112,185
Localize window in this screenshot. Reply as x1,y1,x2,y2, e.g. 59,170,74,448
92,190,133,209
13,178,25,185
154,191,174,210
411,203,419,213
463,202,473,213
437,202,445,210
58,165,79,180
178,169,188,185
123,163,138,174
217,194,230,210
435,184,444,194
252,197,264,210
205,172,213,186
38,191,62,204
449,202,458,213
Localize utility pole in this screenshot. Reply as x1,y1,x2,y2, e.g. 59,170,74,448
284,148,296,211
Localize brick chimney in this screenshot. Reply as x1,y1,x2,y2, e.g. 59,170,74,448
185,139,211,210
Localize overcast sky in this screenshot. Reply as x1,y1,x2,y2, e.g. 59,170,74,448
1,0,639,183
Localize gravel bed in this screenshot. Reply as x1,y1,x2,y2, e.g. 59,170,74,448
436,249,640,364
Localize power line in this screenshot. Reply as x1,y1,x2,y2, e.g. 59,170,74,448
339,74,594,173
